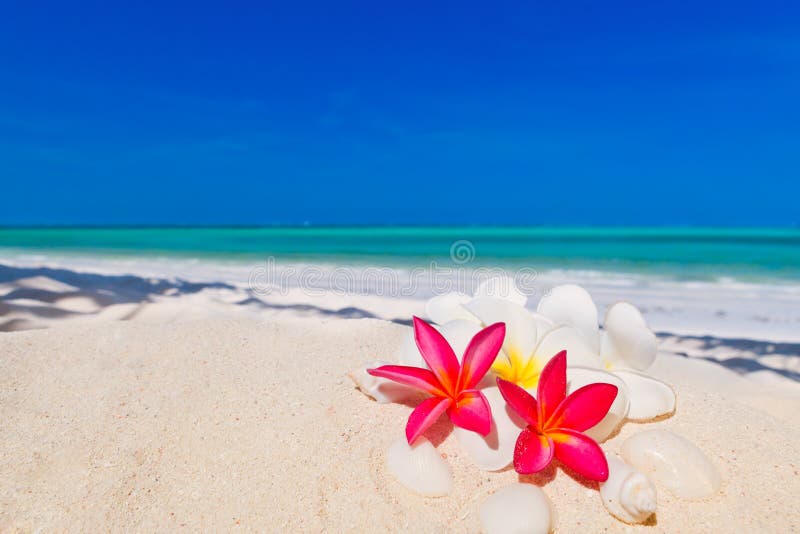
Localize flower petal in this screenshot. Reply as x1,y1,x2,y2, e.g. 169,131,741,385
550,428,609,481
531,312,558,341
453,386,526,471
546,382,618,432
448,390,492,436
459,322,506,390
367,365,445,396
601,302,658,371
400,320,482,367
615,370,676,421
566,367,630,442
536,350,567,423
464,298,539,359
406,396,452,443
350,361,419,404
413,316,460,394
496,378,539,426
396,327,426,368
426,292,476,325
438,319,482,364
535,325,602,368
474,275,527,306
536,284,601,351
513,426,555,474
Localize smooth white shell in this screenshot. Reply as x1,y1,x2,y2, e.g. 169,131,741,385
600,455,657,524
566,367,630,442
601,301,658,371
620,430,721,500
425,292,475,325
348,362,416,404
453,386,525,471
474,275,527,306
536,284,600,351
615,370,676,421
479,483,555,534
386,436,453,497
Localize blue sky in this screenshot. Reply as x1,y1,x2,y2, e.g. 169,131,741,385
2,1,799,226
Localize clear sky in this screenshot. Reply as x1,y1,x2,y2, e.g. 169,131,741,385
2,1,798,226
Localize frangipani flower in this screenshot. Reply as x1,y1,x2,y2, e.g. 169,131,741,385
350,319,483,404
465,297,601,389
497,351,617,481
351,317,523,470
537,285,676,423
424,279,676,440
426,277,602,390
367,317,505,444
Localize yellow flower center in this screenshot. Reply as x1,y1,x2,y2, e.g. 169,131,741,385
491,345,542,390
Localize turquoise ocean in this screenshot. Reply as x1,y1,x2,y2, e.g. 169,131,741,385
1,227,799,282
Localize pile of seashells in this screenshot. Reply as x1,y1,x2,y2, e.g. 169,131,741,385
351,279,721,532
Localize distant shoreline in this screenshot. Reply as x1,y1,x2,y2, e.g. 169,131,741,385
2,226,799,283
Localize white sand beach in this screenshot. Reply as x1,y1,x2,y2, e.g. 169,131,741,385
1,257,800,531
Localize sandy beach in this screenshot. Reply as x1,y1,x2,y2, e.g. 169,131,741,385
1,318,799,532
1,257,799,531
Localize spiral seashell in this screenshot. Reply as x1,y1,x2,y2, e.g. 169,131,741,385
599,455,657,524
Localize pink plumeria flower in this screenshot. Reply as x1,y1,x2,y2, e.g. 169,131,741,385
368,316,505,444
497,350,618,481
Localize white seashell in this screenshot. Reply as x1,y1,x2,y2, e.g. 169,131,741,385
348,362,417,404
386,436,453,497
425,292,475,325
535,325,602,368
600,455,657,524
566,367,630,442
615,370,676,421
474,275,528,306
479,483,555,534
536,284,600,351
601,301,657,371
453,386,525,471
620,430,721,500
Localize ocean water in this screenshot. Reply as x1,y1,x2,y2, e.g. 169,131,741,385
1,226,799,282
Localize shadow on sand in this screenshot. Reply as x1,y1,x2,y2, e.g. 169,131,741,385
0,264,412,332
657,331,800,382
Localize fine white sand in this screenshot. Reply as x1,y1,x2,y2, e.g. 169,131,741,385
1,318,799,532
1,258,800,531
